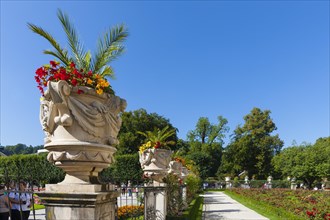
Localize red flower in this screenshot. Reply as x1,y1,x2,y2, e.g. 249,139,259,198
50,60,58,68
71,79,78,86
88,70,93,76
37,86,44,95
35,67,46,77
77,89,84,94
154,141,161,149
306,210,316,218
70,62,75,68
34,76,41,83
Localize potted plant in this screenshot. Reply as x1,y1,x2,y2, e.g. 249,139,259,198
29,9,128,184
138,126,176,182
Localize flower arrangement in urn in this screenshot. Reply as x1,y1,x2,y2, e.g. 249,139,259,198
35,60,112,96
138,126,176,153
138,126,176,182
29,9,128,184
29,9,128,96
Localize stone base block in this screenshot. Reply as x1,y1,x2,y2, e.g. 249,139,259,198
144,184,167,220
37,184,119,220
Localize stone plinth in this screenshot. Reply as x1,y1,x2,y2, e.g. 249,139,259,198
143,182,167,220
38,184,119,220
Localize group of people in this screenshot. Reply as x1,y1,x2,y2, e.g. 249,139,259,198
120,181,140,197
0,181,32,220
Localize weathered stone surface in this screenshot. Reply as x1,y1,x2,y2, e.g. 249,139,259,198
139,149,172,183
143,183,167,220
181,167,189,180
38,189,119,220
168,160,182,177
39,80,126,184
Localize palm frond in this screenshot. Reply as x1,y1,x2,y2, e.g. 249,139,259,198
27,23,70,66
100,66,115,79
92,24,128,74
138,126,176,145
57,9,87,70
84,50,92,70
43,50,69,65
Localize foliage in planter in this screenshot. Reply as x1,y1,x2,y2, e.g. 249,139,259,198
28,9,128,95
164,173,183,217
138,126,176,152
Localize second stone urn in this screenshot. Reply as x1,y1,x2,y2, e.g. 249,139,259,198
139,148,172,182
40,80,127,184
168,160,183,178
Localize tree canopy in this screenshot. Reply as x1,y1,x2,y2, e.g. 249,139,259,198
272,137,330,188
219,108,283,179
116,108,178,155
185,116,229,179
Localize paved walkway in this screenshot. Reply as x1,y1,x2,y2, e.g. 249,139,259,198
201,191,269,220
28,191,269,220
28,209,46,220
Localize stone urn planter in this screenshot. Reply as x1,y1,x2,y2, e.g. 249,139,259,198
181,167,189,181
139,148,172,182
168,160,183,178
40,80,126,184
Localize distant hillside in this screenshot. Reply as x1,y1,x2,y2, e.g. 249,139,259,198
0,144,44,155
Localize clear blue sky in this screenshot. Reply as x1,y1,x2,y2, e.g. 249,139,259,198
1,1,329,148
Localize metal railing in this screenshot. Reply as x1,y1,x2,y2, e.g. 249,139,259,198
1,189,40,220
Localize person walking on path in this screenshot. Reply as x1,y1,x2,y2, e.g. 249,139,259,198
202,191,269,220
9,181,31,220
0,185,10,220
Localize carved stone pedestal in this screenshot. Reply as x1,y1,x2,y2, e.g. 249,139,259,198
38,184,119,220
144,182,167,220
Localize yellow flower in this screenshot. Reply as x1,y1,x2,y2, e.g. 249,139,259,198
96,88,103,95
43,64,50,70
87,78,93,85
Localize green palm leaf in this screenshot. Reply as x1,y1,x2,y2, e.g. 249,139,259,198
27,23,70,66
100,66,115,79
57,9,87,71
92,24,128,74
138,126,176,149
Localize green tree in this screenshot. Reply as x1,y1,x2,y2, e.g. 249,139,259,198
272,137,330,188
219,107,283,179
99,154,143,184
117,109,178,154
186,152,212,180
2,144,44,155
187,116,229,177
28,9,128,92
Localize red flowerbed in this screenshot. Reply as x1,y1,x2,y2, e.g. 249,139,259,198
229,188,330,220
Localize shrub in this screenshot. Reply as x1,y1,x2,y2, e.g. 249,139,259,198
185,174,202,204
